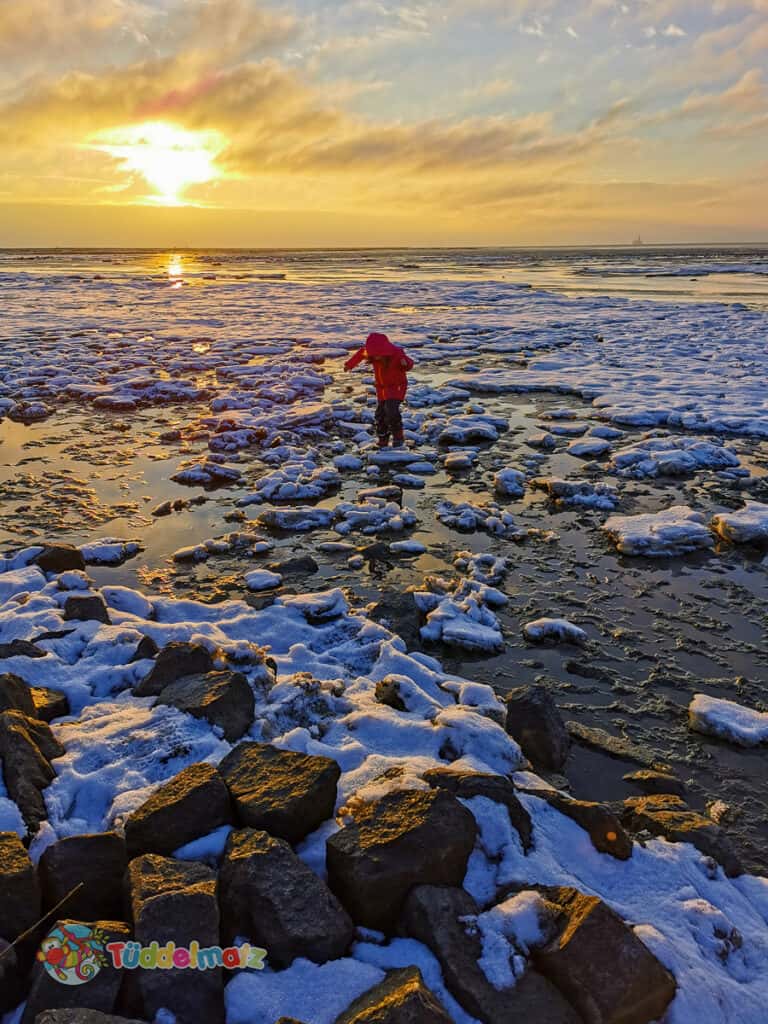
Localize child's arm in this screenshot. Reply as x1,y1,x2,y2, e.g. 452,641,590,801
344,347,366,371
400,352,414,371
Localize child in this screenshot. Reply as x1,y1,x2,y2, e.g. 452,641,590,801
344,332,414,448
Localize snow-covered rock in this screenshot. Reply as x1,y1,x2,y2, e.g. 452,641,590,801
603,506,714,556
523,618,587,644
689,694,768,748
711,502,768,545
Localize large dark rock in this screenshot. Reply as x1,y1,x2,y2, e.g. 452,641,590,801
423,768,532,852
334,967,452,1024
124,763,232,858
0,673,36,717
402,886,579,1024
0,937,23,1013
504,685,570,773
622,794,743,877
39,834,128,922
0,711,64,833
521,789,632,860
126,855,223,1024
34,546,85,574
0,639,45,660
34,1011,148,1024
269,555,319,577
63,595,111,626
133,643,215,698
326,788,477,933
128,636,159,664
156,671,254,742
219,828,354,966
534,886,676,1024
31,687,71,723
22,919,131,1024
219,743,339,844
0,833,41,940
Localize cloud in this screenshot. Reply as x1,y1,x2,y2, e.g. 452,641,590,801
566,25,579,38
662,23,686,37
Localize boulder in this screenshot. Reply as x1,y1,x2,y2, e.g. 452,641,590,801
0,832,41,940
219,829,354,966
423,768,532,852
35,1012,148,1024
128,636,158,664
31,687,71,723
124,763,233,857
522,789,632,860
63,595,111,625
375,678,407,712
326,789,477,932
623,770,687,798
622,795,743,877
34,546,85,574
156,671,254,742
22,919,131,1024
334,967,452,1024
269,556,319,577
39,834,128,921
0,672,36,717
219,743,339,844
133,642,215,698
0,711,64,833
402,886,579,1024
126,855,223,1024
0,937,23,1013
504,685,569,773
0,639,45,659
534,887,676,1024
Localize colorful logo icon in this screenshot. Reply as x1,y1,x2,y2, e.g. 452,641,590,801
38,924,109,986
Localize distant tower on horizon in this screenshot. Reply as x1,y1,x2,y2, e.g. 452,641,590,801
632,235,644,247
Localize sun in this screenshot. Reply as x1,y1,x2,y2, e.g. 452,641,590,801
89,121,225,205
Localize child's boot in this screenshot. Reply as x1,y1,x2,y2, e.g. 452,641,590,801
377,435,390,449
392,432,405,448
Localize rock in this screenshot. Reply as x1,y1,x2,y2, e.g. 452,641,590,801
504,685,570,773
522,789,632,859
623,770,687,798
375,678,407,711
0,832,41,941
402,886,579,1024
124,763,233,857
219,742,339,844
133,642,215,698
423,768,532,852
22,920,131,1024
39,834,128,921
63,595,111,625
219,828,354,965
126,855,223,1024
34,1012,148,1024
128,636,158,664
534,886,676,1024
269,555,319,576
0,937,23,1013
0,639,45,659
0,672,36,717
33,546,85,574
566,721,653,766
326,789,477,933
31,687,71,723
334,966,452,1024
0,711,64,833
622,795,743,877
156,671,254,742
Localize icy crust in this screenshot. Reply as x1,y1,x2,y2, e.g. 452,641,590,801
2,563,768,1021
711,502,768,545
689,695,768,748
610,435,741,479
603,506,714,557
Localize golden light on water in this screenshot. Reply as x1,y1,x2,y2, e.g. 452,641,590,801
89,122,225,205
168,255,183,278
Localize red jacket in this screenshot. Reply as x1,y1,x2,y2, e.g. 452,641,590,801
344,333,414,401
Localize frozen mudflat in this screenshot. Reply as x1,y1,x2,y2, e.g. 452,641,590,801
1,250,768,1023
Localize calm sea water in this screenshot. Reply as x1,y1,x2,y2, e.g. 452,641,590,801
1,245,767,308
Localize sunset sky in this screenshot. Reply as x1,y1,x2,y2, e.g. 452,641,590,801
1,0,766,246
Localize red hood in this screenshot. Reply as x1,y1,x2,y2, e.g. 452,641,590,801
365,332,398,357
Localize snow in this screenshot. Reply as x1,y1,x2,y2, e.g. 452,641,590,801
610,435,740,479
689,694,768,748
568,437,611,458
711,502,768,545
473,890,548,989
603,506,714,556
79,538,142,566
494,467,526,498
532,477,619,510
245,569,283,592
523,617,587,644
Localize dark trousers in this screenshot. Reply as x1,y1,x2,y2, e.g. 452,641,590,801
375,399,403,442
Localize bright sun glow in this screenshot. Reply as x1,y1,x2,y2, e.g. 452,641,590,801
89,122,224,205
